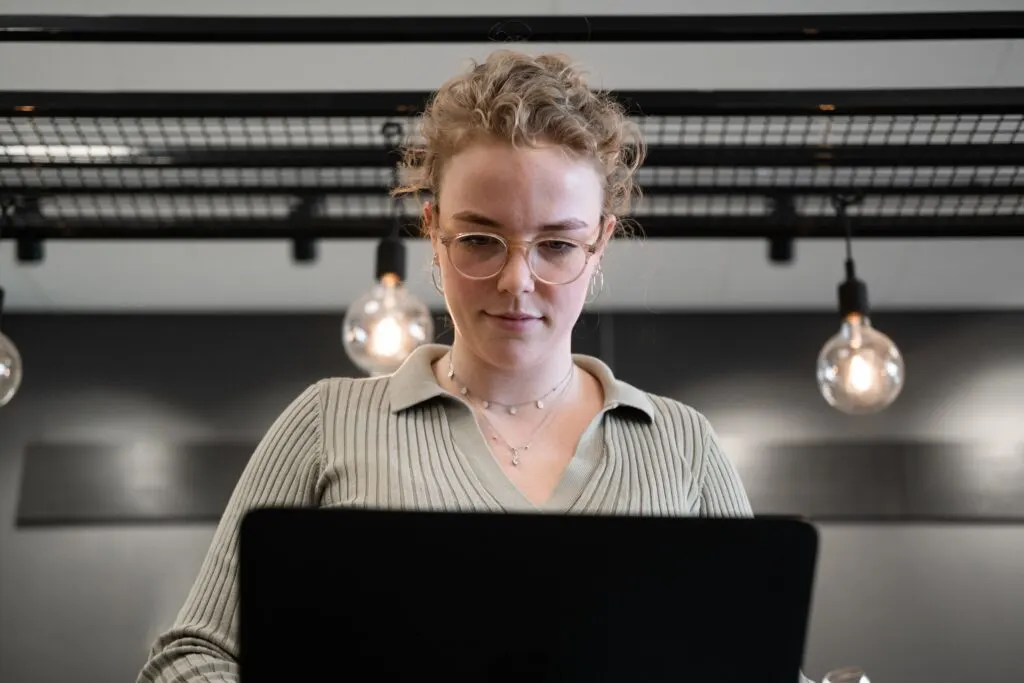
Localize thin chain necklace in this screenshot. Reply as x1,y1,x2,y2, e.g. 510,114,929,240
474,367,575,467
446,355,575,415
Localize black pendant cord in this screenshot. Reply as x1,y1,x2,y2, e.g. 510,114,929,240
832,193,858,275
376,121,406,282
832,194,869,319
843,204,854,265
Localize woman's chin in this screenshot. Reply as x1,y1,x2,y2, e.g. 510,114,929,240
466,330,548,368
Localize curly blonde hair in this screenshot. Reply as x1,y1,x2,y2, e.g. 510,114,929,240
394,50,645,234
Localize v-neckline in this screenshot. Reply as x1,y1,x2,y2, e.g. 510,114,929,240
445,399,610,512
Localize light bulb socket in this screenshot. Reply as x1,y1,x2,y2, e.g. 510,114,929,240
838,258,870,318
375,235,406,282
291,238,318,264
768,236,794,264
16,237,44,264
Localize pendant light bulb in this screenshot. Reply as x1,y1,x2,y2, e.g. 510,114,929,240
343,121,433,376
0,332,21,407
816,260,904,415
342,266,434,377
817,313,903,415
0,287,22,407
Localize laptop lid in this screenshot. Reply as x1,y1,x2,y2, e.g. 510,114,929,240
240,508,818,683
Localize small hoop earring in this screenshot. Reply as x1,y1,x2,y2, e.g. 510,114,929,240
585,264,604,304
431,257,444,295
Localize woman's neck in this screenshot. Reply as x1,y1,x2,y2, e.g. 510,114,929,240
443,342,577,408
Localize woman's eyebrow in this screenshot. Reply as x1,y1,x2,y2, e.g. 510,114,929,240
450,210,589,232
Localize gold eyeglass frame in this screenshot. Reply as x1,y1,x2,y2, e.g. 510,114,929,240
438,231,604,285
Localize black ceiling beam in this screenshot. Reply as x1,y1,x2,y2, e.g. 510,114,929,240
1,12,1023,43
4,143,1023,169
641,144,1024,168
5,87,1024,117
0,146,397,168
1,184,1021,197
641,184,1024,196
4,215,1024,240
0,91,430,118
616,88,1024,117
0,185,395,196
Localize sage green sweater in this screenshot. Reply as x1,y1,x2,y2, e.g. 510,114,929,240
137,344,757,682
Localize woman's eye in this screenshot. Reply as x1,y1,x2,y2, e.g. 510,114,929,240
540,240,577,252
460,235,499,247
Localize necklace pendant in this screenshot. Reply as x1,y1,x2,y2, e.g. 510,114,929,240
536,400,544,409
508,406,517,415
511,449,521,467
482,400,490,409
460,387,468,396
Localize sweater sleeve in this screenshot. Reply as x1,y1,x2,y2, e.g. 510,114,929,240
694,414,754,518
135,382,325,683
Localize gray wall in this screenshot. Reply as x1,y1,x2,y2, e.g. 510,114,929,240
1,311,1023,683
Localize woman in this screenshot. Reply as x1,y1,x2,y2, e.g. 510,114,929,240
136,50,754,683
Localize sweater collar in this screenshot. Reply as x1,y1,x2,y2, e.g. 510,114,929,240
387,343,654,421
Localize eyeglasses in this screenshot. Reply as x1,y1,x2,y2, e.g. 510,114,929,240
439,231,602,286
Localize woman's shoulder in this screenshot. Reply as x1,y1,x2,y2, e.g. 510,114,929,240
603,374,716,438
596,376,720,464
641,390,712,424
633,390,719,448
623,388,750,513
574,353,719,448
303,371,451,419
304,374,395,410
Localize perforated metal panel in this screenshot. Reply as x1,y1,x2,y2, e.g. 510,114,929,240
2,90,1024,239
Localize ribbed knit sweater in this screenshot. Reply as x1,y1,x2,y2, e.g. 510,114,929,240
136,344,756,682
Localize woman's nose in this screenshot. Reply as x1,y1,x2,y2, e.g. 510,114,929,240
496,247,536,295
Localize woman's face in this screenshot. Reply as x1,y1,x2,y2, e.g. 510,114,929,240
425,139,615,371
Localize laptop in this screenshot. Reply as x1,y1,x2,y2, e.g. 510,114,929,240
239,508,818,683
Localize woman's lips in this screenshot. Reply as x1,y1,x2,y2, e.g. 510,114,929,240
485,312,542,331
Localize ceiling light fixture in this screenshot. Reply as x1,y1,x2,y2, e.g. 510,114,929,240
0,287,22,407
816,194,905,415
341,122,433,376
0,199,23,406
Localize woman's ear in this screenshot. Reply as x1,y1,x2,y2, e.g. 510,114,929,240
599,214,617,252
423,201,438,250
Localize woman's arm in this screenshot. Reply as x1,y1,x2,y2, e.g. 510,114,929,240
694,416,754,518
136,382,326,683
